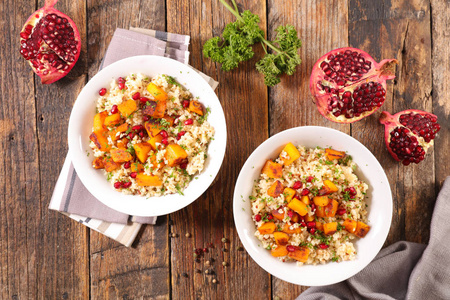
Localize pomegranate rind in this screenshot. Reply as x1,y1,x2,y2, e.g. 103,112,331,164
310,47,397,123
19,0,81,84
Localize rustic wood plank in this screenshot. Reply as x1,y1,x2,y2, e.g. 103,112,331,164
268,0,349,297
167,0,270,299
349,0,434,245
86,0,170,299
430,0,450,189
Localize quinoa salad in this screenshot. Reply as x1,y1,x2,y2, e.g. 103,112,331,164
89,73,215,197
250,143,371,266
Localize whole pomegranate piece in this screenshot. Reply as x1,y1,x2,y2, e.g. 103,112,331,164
19,0,81,84
379,109,440,165
310,47,397,123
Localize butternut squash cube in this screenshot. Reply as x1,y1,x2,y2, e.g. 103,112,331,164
273,232,290,245
280,142,300,166
318,180,339,195
290,211,300,223
133,142,152,163
108,123,129,141
148,134,164,151
118,99,137,118
144,120,162,137
164,144,188,167
149,152,165,169
283,188,296,202
271,208,285,221
287,246,310,262
130,162,144,173
316,199,339,217
89,131,110,152
268,180,284,198
92,157,104,169
136,173,163,187
271,245,288,257
261,160,283,179
323,222,338,235
103,157,119,172
301,195,310,205
117,137,129,150
316,221,324,231
325,148,346,161
104,113,122,127
257,222,276,234
282,223,302,234
304,214,315,222
147,82,168,101
188,100,204,116
287,198,308,216
313,195,330,206
343,219,357,234
110,148,133,163
355,221,371,238
93,111,108,132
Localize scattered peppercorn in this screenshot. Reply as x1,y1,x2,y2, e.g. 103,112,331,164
212,279,217,284
222,262,227,266
185,233,191,238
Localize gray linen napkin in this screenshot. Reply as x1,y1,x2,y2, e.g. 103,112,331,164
297,176,450,300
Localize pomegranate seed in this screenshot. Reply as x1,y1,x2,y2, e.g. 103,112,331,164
184,118,194,125
310,203,316,211
122,181,132,188
118,83,125,90
132,125,143,131
99,88,107,96
132,92,140,100
110,105,118,114
345,187,357,196
267,215,273,220
306,176,314,183
161,138,169,146
180,162,188,169
337,208,346,215
319,244,329,249
160,130,168,138
140,97,150,104
309,228,316,234
142,115,149,121
128,132,135,139
139,131,145,138
118,77,125,84
300,222,306,227
293,194,300,200
301,188,310,196
255,214,262,222
130,172,137,178
177,131,186,140
182,100,190,108
114,182,122,189
292,181,302,189
306,221,316,228
287,211,294,218
286,245,296,252
123,162,131,169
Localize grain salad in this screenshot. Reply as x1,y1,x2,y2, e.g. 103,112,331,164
250,143,371,266
89,73,214,197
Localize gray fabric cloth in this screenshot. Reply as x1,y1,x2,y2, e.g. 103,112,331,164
298,176,450,300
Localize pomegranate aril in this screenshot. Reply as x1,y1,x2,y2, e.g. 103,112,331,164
132,125,143,131
130,172,137,179
142,115,150,122
161,138,169,146
301,188,310,196
337,208,346,215
267,215,273,221
132,92,140,100
177,131,186,140
122,182,132,188
118,83,125,90
306,176,314,183
118,77,125,84
286,245,296,252
309,228,316,234
123,162,131,169
184,119,193,125
182,100,190,108
140,97,150,104
180,162,188,169
254,214,262,222
110,105,118,114
306,222,316,228
114,182,122,189
319,244,329,249
292,181,302,189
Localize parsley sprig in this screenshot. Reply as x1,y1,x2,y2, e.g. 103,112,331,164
203,0,301,86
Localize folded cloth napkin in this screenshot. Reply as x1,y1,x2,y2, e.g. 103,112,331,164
49,28,218,247
297,176,450,300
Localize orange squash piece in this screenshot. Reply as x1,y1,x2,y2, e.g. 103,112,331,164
273,232,290,245
316,221,324,231
148,134,164,151
89,131,110,152
117,137,129,150
149,152,165,169
93,111,108,132
287,198,308,216
343,219,357,234
257,222,276,234
136,173,163,187
165,144,188,167
188,100,204,116
267,180,284,198
118,99,137,118
313,195,330,206
271,245,288,257
283,188,296,202
318,180,339,195
133,142,152,163
104,113,122,127
92,157,104,169
316,199,339,217
282,223,302,234
323,222,338,235
301,195,310,205
304,214,315,222
271,208,285,221
261,160,283,179
355,221,371,238
130,162,144,173
288,246,310,262
103,157,119,172
325,148,346,161
280,142,300,166
108,123,129,141
110,148,133,163
147,82,168,101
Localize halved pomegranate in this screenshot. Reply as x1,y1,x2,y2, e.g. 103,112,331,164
310,47,397,123
19,0,81,84
379,109,440,165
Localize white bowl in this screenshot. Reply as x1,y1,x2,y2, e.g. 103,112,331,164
68,55,227,216
233,126,392,286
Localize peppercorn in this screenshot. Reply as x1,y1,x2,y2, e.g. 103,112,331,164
185,233,191,238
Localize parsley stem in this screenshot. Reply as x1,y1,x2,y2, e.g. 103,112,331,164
219,0,242,21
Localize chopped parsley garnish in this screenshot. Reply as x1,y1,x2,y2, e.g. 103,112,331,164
162,74,181,86
175,184,184,195
198,107,211,124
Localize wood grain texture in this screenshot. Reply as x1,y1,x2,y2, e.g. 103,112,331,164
166,0,270,299
268,0,349,297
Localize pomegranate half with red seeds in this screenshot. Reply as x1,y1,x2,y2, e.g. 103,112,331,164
310,47,397,123
19,0,81,84
379,109,440,165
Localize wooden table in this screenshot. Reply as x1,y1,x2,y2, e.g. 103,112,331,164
1,0,449,298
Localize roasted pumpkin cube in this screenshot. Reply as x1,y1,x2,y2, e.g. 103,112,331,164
108,123,129,141
261,160,283,179
301,195,310,205
142,100,158,116
290,211,301,223
316,221,324,232
304,214,315,222
136,173,163,187
316,199,338,217
89,131,110,152
153,99,167,118
271,208,285,221
118,99,137,118
257,222,276,234
323,222,338,235
164,144,188,167
110,148,133,163
104,113,122,127
313,195,330,206
92,157,104,169
287,246,310,262
318,180,339,195
268,180,284,198
283,188,296,202
144,119,162,137
117,137,129,150
355,221,370,238
325,148,346,161
147,82,168,101
282,223,302,234
149,152,165,169
287,198,308,216
343,219,357,234
103,157,119,172
93,111,108,132
273,232,290,245
130,162,144,173
271,245,288,257
280,142,300,166
148,134,164,151
188,100,204,116
133,142,152,163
